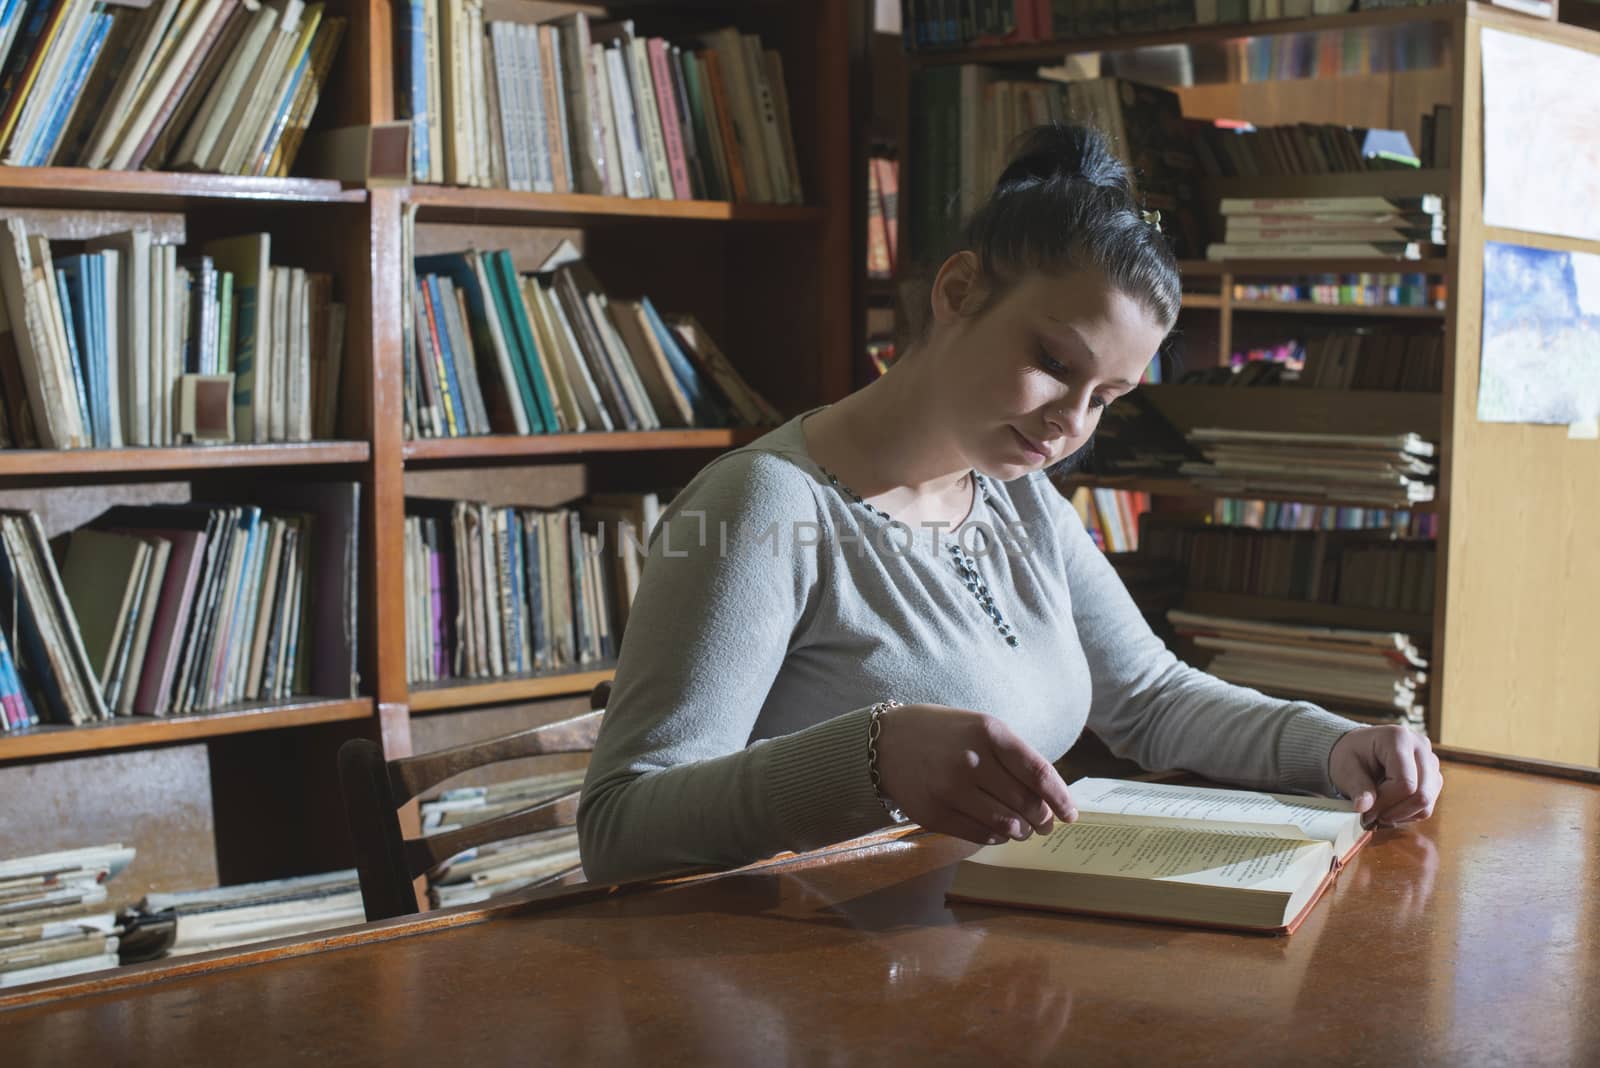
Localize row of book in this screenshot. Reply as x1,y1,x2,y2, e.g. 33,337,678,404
1170,610,1428,726
117,869,364,961
1179,428,1437,507
0,843,131,988
0,484,358,732
1141,520,1436,613
420,766,586,908
399,8,803,204
901,1,1456,51
866,155,900,281
403,238,778,441
1178,330,1445,392
0,0,344,175
0,220,346,450
404,493,662,687
1189,121,1425,179
1066,486,1152,553
1207,194,1447,262
1228,273,1446,308
1211,497,1439,538
910,71,1204,261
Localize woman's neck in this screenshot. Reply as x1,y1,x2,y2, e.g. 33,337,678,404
802,351,974,505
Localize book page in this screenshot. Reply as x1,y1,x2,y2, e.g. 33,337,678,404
969,821,1328,893
1071,778,1357,846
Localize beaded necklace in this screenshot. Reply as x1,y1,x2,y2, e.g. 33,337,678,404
818,465,1020,649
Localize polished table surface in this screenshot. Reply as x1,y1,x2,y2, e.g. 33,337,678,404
5,759,1599,1066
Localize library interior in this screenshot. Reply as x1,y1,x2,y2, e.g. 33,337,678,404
1,0,1597,1063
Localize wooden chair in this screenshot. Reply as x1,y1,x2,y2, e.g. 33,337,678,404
338,682,610,922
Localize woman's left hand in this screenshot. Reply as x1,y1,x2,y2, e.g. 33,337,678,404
1327,725,1443,829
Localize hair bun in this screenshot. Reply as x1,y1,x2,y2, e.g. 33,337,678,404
994,123,1131,199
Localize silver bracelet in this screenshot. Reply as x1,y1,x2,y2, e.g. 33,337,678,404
867,699,906,823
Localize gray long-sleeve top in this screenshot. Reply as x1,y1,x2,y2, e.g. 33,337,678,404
577,410,1360,883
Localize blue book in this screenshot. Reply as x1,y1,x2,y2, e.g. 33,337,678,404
0,1,25,77
399,0,429,181
522,515,545,670
211,507,263,704
254,46,310,176
0,621,40,727
54,261,98,446
21,8,108,167
86,253,109,447
504,508,523,674
638,296,727,426
0,533,68,724
423,274,467,436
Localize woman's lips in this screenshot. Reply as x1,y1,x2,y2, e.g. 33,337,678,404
1011,426,1049,462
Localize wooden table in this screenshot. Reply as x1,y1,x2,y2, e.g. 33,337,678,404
5,758,1598,1065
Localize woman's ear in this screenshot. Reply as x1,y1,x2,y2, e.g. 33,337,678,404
930,251,984,326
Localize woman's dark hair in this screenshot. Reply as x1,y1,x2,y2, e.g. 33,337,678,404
923,122,1182,335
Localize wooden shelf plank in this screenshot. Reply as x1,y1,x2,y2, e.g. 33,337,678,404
1226,301,1445,318
1182,591,1433,635
0,167,363,208
0,699,373,763
409,667,617,714
1180,294,1225,309
405,185,826,225
1180,258,1450,276
0,442,370,477
907,5,1461,65
403,428,762,462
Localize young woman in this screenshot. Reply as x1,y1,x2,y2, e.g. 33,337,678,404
578,124,1442,884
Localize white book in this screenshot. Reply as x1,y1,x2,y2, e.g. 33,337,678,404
0,221,74,448
466,0,489,189
163,246,181,444
86,230,151,446
422,0,442,183
626,37,673,200
603,45,649,198
519,23,552,193
487,23,527,192
586,291,656,429
96,250,123,448
147,244,165,445
535,276,611,431
741,34,791,205
29,234,88,449
589,42,623,197
0,951,120,989
81,0,184,168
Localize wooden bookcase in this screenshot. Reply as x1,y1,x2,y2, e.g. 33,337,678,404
895,3,1600,767
0,0,856,907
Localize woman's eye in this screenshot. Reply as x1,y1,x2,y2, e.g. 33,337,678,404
1089,395,1109,410
1037,350,1067,375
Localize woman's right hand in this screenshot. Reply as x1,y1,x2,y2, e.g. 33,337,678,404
873,704,1078,844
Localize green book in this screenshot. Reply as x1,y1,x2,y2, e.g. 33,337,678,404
489,250,558,434
217,271,234,375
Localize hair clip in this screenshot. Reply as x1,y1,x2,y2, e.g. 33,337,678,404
1140,209,1162,229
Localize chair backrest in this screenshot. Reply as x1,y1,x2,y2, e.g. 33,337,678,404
338,683,610,922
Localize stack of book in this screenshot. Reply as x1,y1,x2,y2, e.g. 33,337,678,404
404,494,659,686
1207,194,1447,262
866,155,898,280
1169,610,1429,728
1212,498,1438,538
420,767,587,908
398,9,803,203
0,0,346,175
0,220,347,450
405,240,778,440
1140,519,1436,613
0,844,132,989
118,870,364,960
1178,428,1437,507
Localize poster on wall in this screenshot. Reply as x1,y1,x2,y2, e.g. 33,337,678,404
1480,28,1600,243
1478,241,1600,428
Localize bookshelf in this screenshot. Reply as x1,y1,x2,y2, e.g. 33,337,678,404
892,2,1600,766
0,0,856,921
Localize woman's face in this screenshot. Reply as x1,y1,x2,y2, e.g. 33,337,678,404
935,263,1170,480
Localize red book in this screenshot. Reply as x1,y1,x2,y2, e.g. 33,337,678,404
647,38,692,200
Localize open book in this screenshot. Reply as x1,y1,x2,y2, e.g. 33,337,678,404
946,778,1371,934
